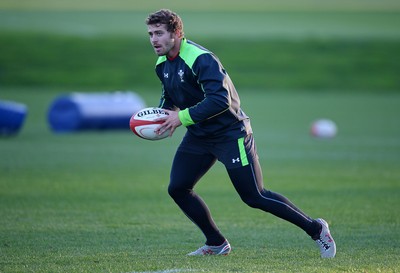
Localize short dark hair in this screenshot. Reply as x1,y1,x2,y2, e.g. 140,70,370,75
145,9,184,37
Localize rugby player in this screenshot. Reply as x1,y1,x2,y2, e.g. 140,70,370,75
145,9,336,258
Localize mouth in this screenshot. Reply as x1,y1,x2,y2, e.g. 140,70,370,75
152,44,165,55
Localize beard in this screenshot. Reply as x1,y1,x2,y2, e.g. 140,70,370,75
154,35,176,57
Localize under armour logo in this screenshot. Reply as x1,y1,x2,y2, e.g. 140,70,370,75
164,73,169,78
232,157,240,163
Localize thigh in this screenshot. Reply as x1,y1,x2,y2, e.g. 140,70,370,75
226,164,261,202
170,136,217,190
218,134,265,192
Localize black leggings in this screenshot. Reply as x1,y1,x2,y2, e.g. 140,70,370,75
168,150,320,246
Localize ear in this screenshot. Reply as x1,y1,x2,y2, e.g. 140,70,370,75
174,29,182,39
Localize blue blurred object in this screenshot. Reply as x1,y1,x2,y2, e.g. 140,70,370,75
48,91,146,133
0,100,28,136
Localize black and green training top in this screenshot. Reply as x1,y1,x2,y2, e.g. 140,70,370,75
156,38,252,141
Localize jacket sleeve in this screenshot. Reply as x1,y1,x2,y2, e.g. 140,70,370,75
179,53,232,126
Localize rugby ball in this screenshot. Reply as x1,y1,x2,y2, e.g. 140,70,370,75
129,107,170,140
310,119,337,138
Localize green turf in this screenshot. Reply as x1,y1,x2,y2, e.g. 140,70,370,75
1,88,399,272
0,10,399,39
1,0,400,12
1,5,399,92
0,33,399,91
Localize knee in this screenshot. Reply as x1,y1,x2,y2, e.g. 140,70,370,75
167,183,178,199
240,195,262,209
168,182,188,200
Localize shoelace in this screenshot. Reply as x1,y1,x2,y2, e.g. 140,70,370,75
316,238,331,250
201,248,214,255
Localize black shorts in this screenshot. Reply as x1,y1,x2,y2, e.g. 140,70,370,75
177,133,258,169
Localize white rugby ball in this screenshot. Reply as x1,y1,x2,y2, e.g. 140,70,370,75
310,119,337,138
129,107,170,140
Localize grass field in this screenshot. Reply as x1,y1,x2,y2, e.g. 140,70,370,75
1,34,398,91
1,10,400,39
1,0,400,12
1,0,400,272
1,89,400,272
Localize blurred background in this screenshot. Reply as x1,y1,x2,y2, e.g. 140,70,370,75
1,0,399,139
1,0,399,92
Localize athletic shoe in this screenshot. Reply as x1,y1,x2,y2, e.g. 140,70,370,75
315,218,336,258
187,240,231,256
